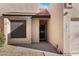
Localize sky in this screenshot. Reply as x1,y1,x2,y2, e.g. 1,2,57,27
39,3,50,7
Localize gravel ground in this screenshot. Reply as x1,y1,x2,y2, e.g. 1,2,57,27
0,45,43,56
0,45,60,56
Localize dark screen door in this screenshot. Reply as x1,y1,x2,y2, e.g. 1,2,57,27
40,24,46,41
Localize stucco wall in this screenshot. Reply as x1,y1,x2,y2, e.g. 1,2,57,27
47,3,63,53
4,18,9,45
64,8,72,54
70,21,79,53
0,3,39,16
32,18,39,43
71,3,79,17
64,3,79,54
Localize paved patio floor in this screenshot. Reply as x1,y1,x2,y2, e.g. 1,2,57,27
13,41,58,54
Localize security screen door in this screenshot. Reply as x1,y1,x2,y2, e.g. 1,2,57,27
11,20,26,38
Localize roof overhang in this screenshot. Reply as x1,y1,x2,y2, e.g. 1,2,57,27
3,12,50,18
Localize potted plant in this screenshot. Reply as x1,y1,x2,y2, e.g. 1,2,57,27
0,32,5,47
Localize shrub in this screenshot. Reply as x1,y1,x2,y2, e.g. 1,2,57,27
0,32,5,47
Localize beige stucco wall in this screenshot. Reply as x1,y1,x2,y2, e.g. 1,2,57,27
70,21,79,53
71,3,79,17
64,8,72,54
64,3,79,54
0,3,39,16
32,18,39,43
47,3,63,53
4,18,10,45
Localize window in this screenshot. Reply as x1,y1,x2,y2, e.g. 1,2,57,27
11,20,26,38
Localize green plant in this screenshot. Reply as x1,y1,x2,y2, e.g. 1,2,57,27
0,32,5,47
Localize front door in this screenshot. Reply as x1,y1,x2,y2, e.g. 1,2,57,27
40,20,47,41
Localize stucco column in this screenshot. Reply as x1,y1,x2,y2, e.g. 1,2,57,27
26,16,32,43
32,18,39,43
4,18,11,45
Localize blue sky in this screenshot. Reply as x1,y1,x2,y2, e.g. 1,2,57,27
39,3,50,7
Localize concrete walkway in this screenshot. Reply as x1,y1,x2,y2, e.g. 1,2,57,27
0,45,61,56
13,41,58,54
